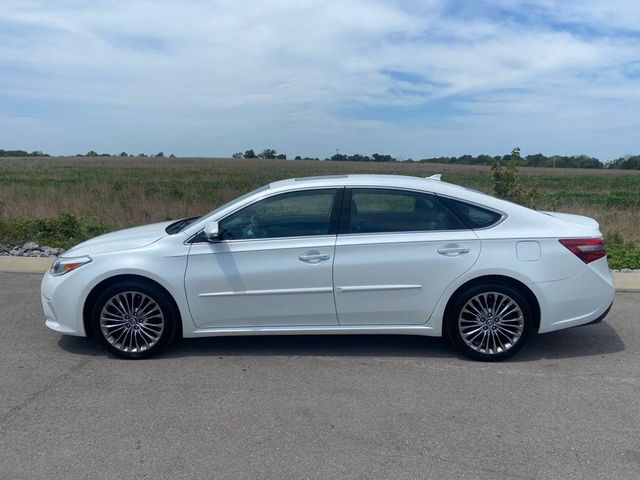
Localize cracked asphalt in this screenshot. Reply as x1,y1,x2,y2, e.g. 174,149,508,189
1,272,640,479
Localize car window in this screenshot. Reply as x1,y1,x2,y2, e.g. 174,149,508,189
219,189,337,240
344,188,467,234
438,197,503,229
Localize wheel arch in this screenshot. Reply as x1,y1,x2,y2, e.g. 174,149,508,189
442,274,541,334
83,274,183,338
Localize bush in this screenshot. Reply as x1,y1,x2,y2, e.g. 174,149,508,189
491,147,538,208
0,213,111,249
605,232,640,269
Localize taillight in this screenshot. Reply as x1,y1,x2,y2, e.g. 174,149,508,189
559,238,606,264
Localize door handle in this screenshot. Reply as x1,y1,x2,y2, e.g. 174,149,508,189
437,246,470,256
298,253,330,263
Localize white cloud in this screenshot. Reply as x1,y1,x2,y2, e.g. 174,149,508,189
0,0,638,158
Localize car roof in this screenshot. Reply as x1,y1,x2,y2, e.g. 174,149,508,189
268,173,484,199
269,174,443,189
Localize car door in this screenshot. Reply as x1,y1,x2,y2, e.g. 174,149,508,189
185,188,341,329
333,187,481,325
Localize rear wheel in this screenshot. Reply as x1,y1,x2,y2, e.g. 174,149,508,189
446,283,532,361
91,280,178,359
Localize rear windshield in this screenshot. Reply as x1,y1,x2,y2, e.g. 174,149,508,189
439,197,503,229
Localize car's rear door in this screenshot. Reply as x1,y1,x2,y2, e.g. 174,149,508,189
185,188,341,329
332,187,481,325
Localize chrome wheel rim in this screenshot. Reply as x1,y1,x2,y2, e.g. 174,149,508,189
100,291,164,353
458,292,524,355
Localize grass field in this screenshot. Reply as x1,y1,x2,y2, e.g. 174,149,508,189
0,156,639,266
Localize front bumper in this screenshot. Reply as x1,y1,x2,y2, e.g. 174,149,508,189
41,270,88,336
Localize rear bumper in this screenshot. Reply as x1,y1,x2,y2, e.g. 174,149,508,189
532,258,615,333
577,301,612,327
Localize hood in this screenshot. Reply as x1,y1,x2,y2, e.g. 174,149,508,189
542,211,601,232
65,221,173,256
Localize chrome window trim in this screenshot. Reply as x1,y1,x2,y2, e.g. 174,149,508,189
188,233,338,246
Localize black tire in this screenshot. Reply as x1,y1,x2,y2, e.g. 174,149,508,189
446,282,532,361
91,280,179,359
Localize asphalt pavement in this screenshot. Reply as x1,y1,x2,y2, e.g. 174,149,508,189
1,272,639,480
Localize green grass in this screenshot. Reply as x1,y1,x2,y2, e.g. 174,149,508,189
1,156,640,267
604,233,640,270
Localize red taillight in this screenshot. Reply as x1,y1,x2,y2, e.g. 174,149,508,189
559,238,606,264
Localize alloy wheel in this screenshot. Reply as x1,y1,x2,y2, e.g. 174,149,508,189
458,291,525,355
99,291,165,354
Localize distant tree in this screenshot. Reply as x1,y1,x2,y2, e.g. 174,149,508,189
232,152,244,159
138,153,148,157
276,153,286,159
372,153,395,162
86,150,98,157
525,153,546,167
169,153,176,158
329,153,347,161
0,149,49,157
608,155,640,169
244,149,256,159
294,155,302,160
119,152,128,157
155,152,164,157
259,149,277,159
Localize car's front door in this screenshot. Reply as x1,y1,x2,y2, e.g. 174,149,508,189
333,188,481,325
185,188,341,329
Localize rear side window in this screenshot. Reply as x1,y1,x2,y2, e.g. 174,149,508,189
343,189,467,234
439,197,503,229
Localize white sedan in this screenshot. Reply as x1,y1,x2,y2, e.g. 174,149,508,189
41,174,614,361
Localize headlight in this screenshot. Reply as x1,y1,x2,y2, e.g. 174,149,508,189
50,256,92,276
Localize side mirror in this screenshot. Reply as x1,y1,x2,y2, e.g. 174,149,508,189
203,221,220,242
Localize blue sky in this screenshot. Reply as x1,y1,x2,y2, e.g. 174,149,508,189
0,0,639,159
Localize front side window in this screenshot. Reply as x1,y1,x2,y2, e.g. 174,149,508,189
343,188,466,234
219,189,337,240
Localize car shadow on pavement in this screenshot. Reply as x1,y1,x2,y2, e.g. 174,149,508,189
514,321,625,362
57,321,624,362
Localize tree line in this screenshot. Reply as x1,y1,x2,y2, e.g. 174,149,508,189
0,149,49,157
3,147,640,169
234,148,640,169
417,153,604,168
80,151,176,158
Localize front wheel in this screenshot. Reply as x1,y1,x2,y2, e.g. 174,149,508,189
446,283,532,361
91,281,178,359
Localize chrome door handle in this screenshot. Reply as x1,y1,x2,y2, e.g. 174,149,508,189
437,246,470,256
298,253,330,263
